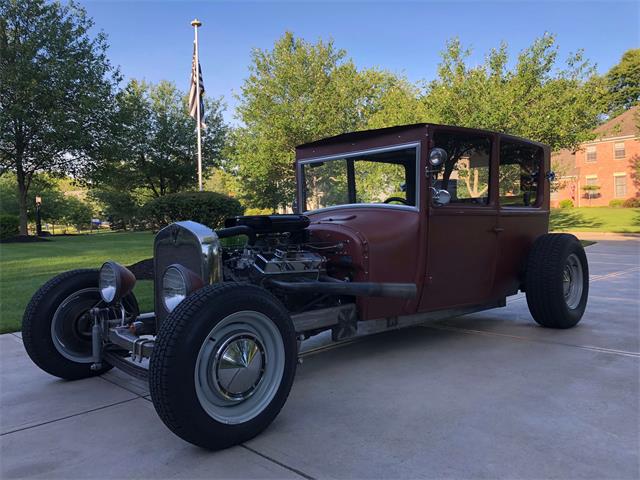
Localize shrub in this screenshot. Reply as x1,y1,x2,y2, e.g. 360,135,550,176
622,197,640,208
0,214,19,240
244,207,274,216
558,199,574,209
609,199,625,208
143,191,244,230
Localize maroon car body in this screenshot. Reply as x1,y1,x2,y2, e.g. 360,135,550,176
296,123,550,320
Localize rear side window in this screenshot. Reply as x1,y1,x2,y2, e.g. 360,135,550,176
432,130,492,205
499,139,543,207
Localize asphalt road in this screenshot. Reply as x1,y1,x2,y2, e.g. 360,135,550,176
1,238,638,479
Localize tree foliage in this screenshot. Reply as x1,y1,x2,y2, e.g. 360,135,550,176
606,49,640,116
91,79,227,197
0,173,93,232
0,0,119,234
371,35,606,152
230,32,398,211
89,188,143,230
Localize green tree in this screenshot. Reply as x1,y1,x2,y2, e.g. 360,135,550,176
606,49,640,116
61,195,93,231
230,32,398,211
92,79,227,197
0,173,69,230
425,36,604,152
0,0,119,235
89,188,143,231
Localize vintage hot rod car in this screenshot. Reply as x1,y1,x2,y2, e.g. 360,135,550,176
23,124,589,450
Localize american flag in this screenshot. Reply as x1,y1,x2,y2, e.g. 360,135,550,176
189,44,206,128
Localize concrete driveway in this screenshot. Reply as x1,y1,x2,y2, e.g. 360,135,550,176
1,239,638,479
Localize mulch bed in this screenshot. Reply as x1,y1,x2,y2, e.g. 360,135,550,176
0,235,51,244
126,258,154,280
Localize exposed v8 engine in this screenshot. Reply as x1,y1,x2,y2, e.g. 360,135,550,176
224,245,326,284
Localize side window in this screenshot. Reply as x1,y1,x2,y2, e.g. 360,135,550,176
499,139,543,207
433,131,492,205
304,160,349,211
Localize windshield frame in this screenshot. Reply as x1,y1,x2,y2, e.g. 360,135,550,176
299,142,421,214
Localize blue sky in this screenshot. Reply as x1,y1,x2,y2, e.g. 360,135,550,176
80,1,639,123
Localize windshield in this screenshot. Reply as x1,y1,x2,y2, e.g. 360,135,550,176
301,146,418,211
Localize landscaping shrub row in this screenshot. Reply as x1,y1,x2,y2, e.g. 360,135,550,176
99,191,244,231
558,197,640,209
144,191,244,229
0,214,19,240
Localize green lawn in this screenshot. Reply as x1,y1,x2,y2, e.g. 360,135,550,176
550,207,640,233
0,232,155,334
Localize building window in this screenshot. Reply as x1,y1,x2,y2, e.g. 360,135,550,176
614,142,625,160
614,174,627,198
583,175,600,202
585,145,596,163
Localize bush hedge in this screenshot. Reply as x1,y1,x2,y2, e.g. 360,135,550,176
143,191,244,230
609,199,625,208
558,199,574,209
623,197,640,208
0,214,19,240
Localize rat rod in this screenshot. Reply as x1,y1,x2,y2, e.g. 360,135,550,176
23,124,589,449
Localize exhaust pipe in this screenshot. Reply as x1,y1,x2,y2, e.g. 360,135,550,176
267,278,417,299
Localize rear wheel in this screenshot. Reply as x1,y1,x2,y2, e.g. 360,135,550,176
22,269,139,380
525,234,589,329
149,283,297,450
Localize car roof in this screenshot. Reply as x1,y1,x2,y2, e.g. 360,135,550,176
296,123,547,150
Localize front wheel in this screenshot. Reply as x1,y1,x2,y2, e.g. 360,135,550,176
149,283,297,450
525,233,589,329
22,269,139,380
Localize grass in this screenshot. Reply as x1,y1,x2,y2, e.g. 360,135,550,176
550,207,640,233
0,232,155,334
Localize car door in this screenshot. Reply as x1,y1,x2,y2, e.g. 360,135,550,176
419,128,499,311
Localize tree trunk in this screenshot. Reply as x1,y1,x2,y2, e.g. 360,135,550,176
15,167,29,236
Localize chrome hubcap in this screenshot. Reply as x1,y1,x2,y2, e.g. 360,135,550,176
563,253,584,310
195,311,285,425
214,334,265,401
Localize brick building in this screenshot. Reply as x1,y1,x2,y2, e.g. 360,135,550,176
551,106,639,207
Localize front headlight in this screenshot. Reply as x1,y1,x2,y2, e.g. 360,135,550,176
162,264,203,313
99,261,136,304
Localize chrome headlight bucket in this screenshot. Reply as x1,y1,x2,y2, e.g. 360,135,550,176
161,264,204,313
153,221,222,325
98,261,136,305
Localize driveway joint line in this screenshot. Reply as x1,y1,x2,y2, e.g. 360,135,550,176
0,397,139,436
423,324,640,358
240,444,315,480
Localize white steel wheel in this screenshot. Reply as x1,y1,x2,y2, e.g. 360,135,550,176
149,283,297,450
562,253,584,310
195,311,285,424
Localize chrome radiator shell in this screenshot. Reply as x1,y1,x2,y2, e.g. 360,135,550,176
153,221,222,326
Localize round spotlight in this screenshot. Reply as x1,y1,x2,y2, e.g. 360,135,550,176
99,261,136,305
429,147,448,167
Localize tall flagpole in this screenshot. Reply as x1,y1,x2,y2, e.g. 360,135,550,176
191,18,203,191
